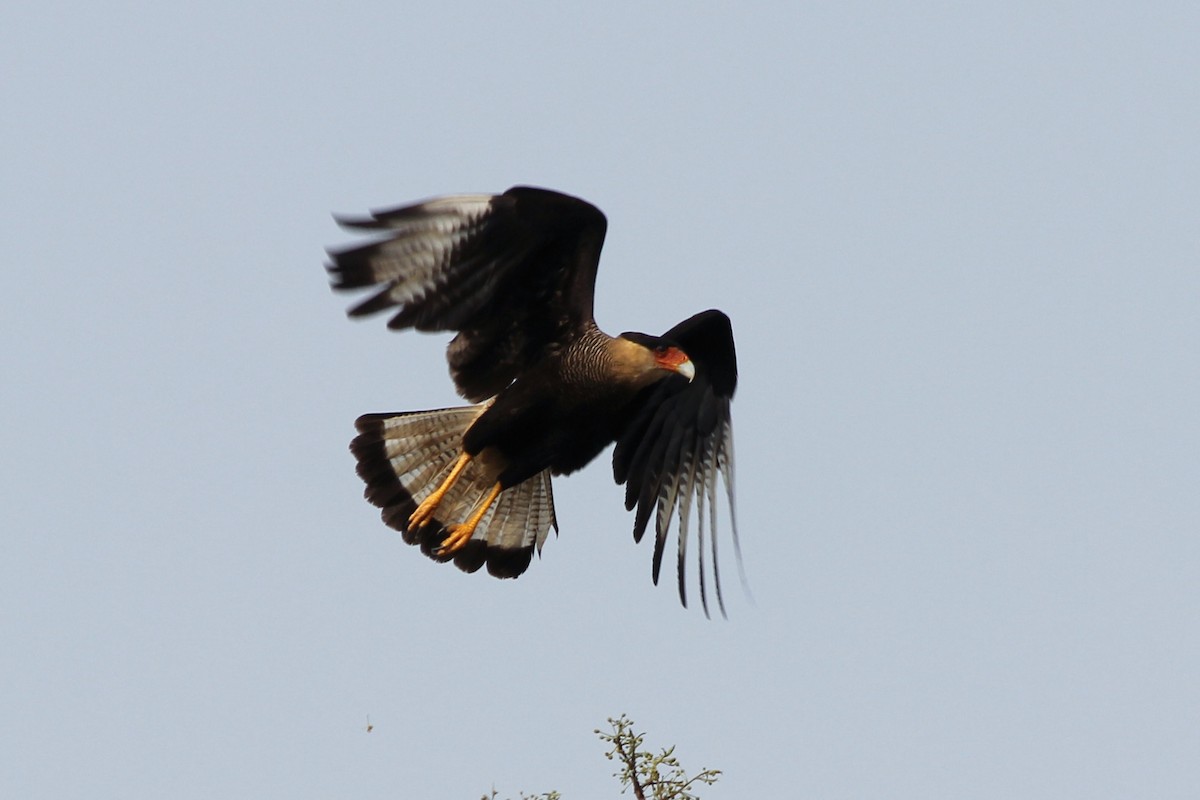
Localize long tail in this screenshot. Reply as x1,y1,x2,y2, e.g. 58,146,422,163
350,405,557,578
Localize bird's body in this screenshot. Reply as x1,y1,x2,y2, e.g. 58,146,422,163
327,187,741,614
464,325,686,485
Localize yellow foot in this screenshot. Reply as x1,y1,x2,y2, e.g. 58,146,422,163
437,523,476,556
407,494,441,533
407,452,472,534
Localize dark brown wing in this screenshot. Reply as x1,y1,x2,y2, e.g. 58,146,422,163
326,186,607,402
612,310,742,617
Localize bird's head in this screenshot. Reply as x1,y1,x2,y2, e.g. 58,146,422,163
614,332,696,386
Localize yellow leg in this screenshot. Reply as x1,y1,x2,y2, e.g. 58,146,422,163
437,483,503,556
408,452,472,533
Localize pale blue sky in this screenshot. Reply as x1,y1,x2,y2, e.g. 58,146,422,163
3,3,1198,797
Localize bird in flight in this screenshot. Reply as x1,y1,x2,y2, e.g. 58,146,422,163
326,186,741,615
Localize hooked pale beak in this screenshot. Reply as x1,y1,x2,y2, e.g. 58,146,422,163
656,347,695,382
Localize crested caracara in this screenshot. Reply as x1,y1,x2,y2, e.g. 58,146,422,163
326,186,741,615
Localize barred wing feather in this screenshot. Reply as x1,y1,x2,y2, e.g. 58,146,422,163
326,187,607,402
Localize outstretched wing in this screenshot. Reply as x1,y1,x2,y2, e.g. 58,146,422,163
326,186,608,402
612,310,742,617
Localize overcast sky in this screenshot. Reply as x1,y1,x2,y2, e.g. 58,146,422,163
4,3,1199,798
